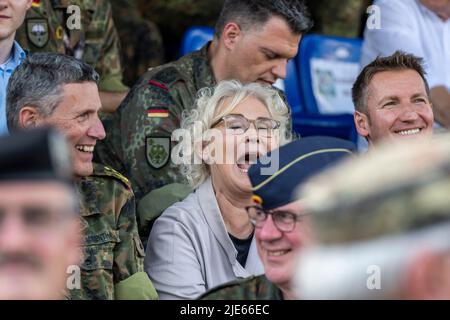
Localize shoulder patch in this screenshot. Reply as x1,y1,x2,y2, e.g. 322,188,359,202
26,18,49,48
146,136,170,169
92,163,131,189
152,67,182,88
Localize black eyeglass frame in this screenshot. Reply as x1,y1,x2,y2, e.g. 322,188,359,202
245,205,305,233
211,114,280,137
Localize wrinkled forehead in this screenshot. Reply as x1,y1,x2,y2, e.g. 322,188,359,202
367,69,428,102
272,200,305,214
0,181,73,206
57,81,101,111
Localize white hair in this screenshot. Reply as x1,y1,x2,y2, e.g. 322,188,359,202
174,80,291,189
293,222,450,299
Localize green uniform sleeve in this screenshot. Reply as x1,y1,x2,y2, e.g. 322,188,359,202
114,272,158,300
137,182,193,240
88,0,128,92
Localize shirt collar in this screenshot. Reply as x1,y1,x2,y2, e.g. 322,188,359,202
1,41,26,72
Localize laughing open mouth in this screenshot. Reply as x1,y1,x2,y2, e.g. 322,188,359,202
236,152,260,174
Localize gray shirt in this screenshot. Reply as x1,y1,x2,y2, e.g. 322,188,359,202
144,178,264,300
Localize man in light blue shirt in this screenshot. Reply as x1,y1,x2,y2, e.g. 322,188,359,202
0,0,32,136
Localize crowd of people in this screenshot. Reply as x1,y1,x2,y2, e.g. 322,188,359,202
0,0,449,300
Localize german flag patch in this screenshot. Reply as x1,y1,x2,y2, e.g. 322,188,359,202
147,108,169,118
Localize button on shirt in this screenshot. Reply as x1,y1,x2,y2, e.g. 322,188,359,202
361,0,450,90
0,41,26,136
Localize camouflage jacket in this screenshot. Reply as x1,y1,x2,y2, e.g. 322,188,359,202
200,275,283,300
70,163,146,300
15,0,128,93
109,0,164,86
95,44,215,200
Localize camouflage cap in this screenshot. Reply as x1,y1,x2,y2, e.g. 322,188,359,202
0,127,72,183
299,134,450,244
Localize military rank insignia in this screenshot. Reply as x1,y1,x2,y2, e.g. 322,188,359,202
146,136,170,169
26,18,49,48
55,25,64,40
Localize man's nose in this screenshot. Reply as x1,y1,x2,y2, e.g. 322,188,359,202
272,59,288,80
87,116,106,140
399,104,420,122
258,215,283,241
0,216,30,252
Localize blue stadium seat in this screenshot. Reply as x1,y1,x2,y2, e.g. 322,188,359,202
284,59,303,116
180,26,215,56
294,34,362,143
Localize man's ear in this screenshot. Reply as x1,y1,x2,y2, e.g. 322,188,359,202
19,106,41,129
25,0,33,10
354,111,370,138
221,22,242,50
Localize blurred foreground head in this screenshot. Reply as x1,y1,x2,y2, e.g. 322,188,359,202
248,136,356,299
294,134,450,299
0,128,80,300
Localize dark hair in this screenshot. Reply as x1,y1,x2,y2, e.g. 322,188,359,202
352,51,430,113
7,52,99,132
215,0,313,37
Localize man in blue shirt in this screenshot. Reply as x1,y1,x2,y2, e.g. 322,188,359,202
0,0,31,136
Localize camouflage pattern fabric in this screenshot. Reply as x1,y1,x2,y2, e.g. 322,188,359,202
306,0,372,38
110,0,165,86
137,0,223,61
95,44,215,201
69,163,146,300
200,275,282,300
15,0,128,93
299,134,450,245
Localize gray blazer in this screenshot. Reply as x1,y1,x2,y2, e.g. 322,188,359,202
144,178,264,300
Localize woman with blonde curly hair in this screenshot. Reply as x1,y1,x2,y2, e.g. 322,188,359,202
145,80,291,299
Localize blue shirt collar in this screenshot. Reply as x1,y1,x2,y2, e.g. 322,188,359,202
1,41,26,73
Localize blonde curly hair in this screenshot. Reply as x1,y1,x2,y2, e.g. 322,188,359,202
174,80,291,189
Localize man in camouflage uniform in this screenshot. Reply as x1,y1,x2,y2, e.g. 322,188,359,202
15,0,129,113
294,134,450,299
109,0,165,87
6,53,156,300
201,137,356,299
95,0,314,230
